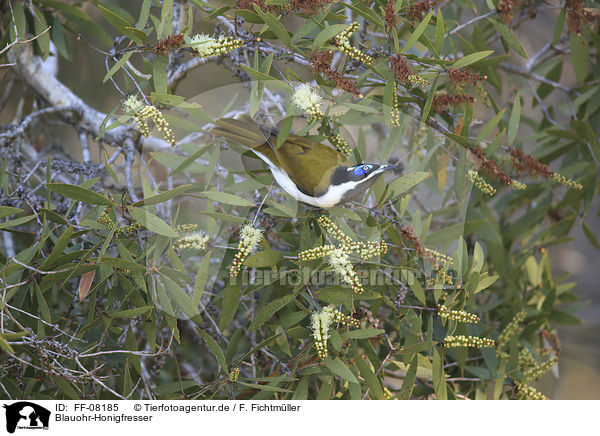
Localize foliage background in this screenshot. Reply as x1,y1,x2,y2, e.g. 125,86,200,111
0,0,598,399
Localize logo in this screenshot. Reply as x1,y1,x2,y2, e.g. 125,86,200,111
3,402,50,434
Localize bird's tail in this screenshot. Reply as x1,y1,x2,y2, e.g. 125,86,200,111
211,115,271,149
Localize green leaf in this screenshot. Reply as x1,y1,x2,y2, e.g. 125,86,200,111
195,327,228,374
312,24,348,51
342,328,385,339
389,172,431,198
97,3,142,44
508,92,521,144
475,108,506,143
0,333,14,354
193,252,211,306
402,11,434,53
133,185,197,206
219,283,242,331
153,54,169,94
240,65,292,92
159,272,200,318
421,76,438,122
253,6,292,48
397,354,419,400
99,257,147,273
570,33,589,85
110,306,154,318
130,207,177,237
103,52,134,83
489,20,528,58
324,358,358,384
200,191,254,207
244,250,282,267
249,294,294,331
0,207,23,218
435,9,445,54
354,351,384,399
451,50,494,69
46,183,114,205
550,310,583,325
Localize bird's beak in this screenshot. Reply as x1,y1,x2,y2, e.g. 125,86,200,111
378,164,398,172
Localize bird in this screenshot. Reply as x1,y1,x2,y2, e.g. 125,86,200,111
211,115,397,208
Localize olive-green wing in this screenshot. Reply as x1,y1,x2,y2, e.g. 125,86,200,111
271,135,350,197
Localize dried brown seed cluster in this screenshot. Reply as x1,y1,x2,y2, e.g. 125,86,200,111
432,93,475,113
406,0,441,23
566,0,587,35
390,54,413,82
385,0,396,29
471,146,514,187
448,68,487,87
290,0,333,13
154,33,184,54
310,51,361,97
496,0,521,24
510,147,582,190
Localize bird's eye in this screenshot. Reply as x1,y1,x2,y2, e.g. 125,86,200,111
353,165,371,176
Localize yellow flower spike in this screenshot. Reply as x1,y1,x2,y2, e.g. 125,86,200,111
292,84,323,123
515,382,548,400
510,179,527,190
311,306,359,359
552,173,583,190
391,82,401,127
133,105,177,147
443,335,495,348
229,367,240,383
329,247,364,293
230,224,264,277
317,216,353,245
174,231,209,250
467,169,496,196
190,34,243,58
407,74,429,87
497,310,526,352
328,133,352,157
334,22,373,65
523,356,559,381
298,244,336,261
437,304,480,324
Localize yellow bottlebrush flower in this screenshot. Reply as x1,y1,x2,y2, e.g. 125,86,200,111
189,33,243,58
443,335,495,348
174,231,209,250
467,169,496,196
328,247,364,294
317,215,353,245
298,244,336,261
334,22,373,65
523,356,559,381
230,224,264,277
515,382,548,400
437,304,480,323
407,75,429,87
551,173,583,190
292,84,323,123
175,223,199,233
132,105,177,147
391,81,401,127
497,310,526,352
328,133,352,157
311,306,359,359
229,367,240,383
122,95,144,114
510,179,527,190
